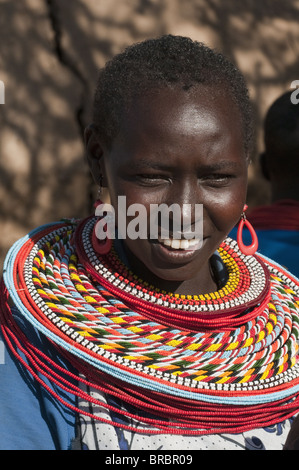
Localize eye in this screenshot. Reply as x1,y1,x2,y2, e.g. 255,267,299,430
136,174,171,186
200,174,235,187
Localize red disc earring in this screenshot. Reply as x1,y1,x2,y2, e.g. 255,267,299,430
237,205,258,256
92,199,112,256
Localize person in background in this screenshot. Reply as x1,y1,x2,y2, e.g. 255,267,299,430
231,90,299,277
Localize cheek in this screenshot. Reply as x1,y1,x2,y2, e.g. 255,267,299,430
109,182,164,230
111,193,153,238
203,187,246,233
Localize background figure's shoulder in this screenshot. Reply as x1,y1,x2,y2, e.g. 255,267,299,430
230,224,299,279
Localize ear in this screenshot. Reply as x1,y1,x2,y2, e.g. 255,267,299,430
84,124,106,185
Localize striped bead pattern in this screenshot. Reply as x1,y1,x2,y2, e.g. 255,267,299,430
81,218,269,314
6,218,299,396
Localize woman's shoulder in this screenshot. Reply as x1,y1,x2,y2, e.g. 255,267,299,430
258,251,299,297
0,307,77,450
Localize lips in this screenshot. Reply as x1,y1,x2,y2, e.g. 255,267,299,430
146,236,206,268
159,237,201,251
147,233,206,266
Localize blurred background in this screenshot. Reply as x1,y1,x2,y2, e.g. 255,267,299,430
0,0,298,269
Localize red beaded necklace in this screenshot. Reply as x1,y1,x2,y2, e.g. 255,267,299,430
1,217,299,435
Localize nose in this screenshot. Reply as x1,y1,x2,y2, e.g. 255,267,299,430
175,175,200,214
166,176,203,239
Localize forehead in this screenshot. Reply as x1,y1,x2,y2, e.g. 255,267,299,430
113,85,244,150
107,85,247,172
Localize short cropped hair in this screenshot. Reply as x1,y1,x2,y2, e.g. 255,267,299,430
92,35,253,156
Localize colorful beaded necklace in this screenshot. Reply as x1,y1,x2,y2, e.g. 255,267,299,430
1,216,299,435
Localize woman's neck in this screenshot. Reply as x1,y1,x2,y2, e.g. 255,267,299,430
121,245,219,296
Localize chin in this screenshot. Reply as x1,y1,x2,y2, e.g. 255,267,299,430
124,237,215,287
153,266,199,282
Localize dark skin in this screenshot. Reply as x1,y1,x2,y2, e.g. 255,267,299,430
86,85,248,296
85,84,299,447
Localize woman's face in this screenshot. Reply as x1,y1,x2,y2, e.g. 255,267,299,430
91,86,248,293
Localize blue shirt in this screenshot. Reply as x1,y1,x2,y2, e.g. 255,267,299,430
230,227,299,278
0,309,77,450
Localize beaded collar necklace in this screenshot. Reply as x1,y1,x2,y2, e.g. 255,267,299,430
1,216,299,435
76,217,271,331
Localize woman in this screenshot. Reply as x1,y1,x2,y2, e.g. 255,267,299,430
1,35,299,450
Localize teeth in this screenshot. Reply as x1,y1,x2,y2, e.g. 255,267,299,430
180,240,190,249
170,239,181,249
160,238,200,250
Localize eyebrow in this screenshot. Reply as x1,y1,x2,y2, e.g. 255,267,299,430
127,159,242,172
127,159,174,171
198,161,242,171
